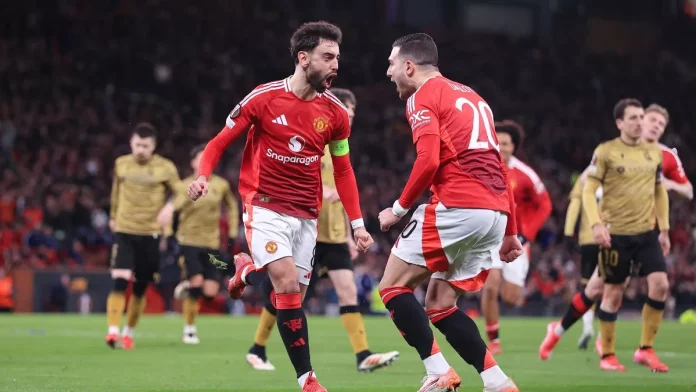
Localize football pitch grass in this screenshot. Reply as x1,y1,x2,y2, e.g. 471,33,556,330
1,315,695,391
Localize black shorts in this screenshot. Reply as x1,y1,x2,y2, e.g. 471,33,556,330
111,233,161,282
314,242,352,278
178,245,220,281
597,230,666,284
579,244,600,283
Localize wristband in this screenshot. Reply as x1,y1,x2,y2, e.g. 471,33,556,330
392,200,408,218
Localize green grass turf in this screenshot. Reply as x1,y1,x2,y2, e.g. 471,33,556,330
1,315,695,391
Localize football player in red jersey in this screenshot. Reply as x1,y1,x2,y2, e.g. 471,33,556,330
188,21,374,392
643,104,692,200
377,33,521,392
481,120,552,355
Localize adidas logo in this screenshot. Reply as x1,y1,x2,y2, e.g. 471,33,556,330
272,114,288,126
289,338,306,348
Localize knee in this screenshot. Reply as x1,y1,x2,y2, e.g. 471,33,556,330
648,273,669,300
501,289,521,306
273,275,300,294
132,281,148,297
425,295,454,311
482,280,500,299
112,278,129,293
601,286,623,311
335,282,357,306
585,282,604,301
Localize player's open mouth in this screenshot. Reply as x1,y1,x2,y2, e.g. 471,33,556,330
324,74,336,88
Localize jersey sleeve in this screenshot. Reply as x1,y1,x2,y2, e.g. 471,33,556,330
165,160,181,192
109,159,121,219
331,105,351,141
586,145,608,182
406,88,440,144
328,107,351,159
198,86,263,178
327,106,363,227
222,181,240,239
519,168,552,240
663,149,689,184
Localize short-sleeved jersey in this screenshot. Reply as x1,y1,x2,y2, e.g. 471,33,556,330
317,146,347,244
226,78,351,219
172,174,239,249
587,138,664,235
508,157,552,240
110,154,179,236
660,143,689,184
405,76,510,213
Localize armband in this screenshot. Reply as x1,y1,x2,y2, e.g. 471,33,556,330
329,139,350,157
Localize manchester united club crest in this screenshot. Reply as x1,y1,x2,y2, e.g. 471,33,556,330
313,116,329,133
265,241,278,254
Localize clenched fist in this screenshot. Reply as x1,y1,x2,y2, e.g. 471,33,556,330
353,227,374,252
188,175,209,201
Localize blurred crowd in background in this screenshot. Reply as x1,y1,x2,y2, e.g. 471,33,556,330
1,0,695,316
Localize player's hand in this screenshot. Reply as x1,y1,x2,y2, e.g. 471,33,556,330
499,235,523,263
188,175,209,201
353,227,374,252
592,224,611,249
378,208,402,231
658,230,671,257
322,186,340,203
346,236,359,260
109,219,116,232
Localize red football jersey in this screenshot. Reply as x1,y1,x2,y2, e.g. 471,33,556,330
404,76,511,214
218,78,351,219
508,157,552,240
660,143,689,184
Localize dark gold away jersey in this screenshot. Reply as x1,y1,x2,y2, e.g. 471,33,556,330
318,146,347,244
110,154,179,236
172,174,239,249
586,138,663,235
568,175,599,245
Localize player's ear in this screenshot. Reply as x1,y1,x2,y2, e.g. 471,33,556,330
298,51,310,68
405,60,416,77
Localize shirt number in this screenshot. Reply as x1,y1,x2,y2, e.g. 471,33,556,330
455,97,499,152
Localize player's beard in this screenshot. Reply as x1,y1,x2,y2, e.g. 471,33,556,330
307,66,335,94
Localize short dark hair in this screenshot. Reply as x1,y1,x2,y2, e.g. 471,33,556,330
329,88,356,107
190,144,205,160
392,33,438,67
132,122,157,140
290,21,343,64
495,120,524,150
613,98,643,120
